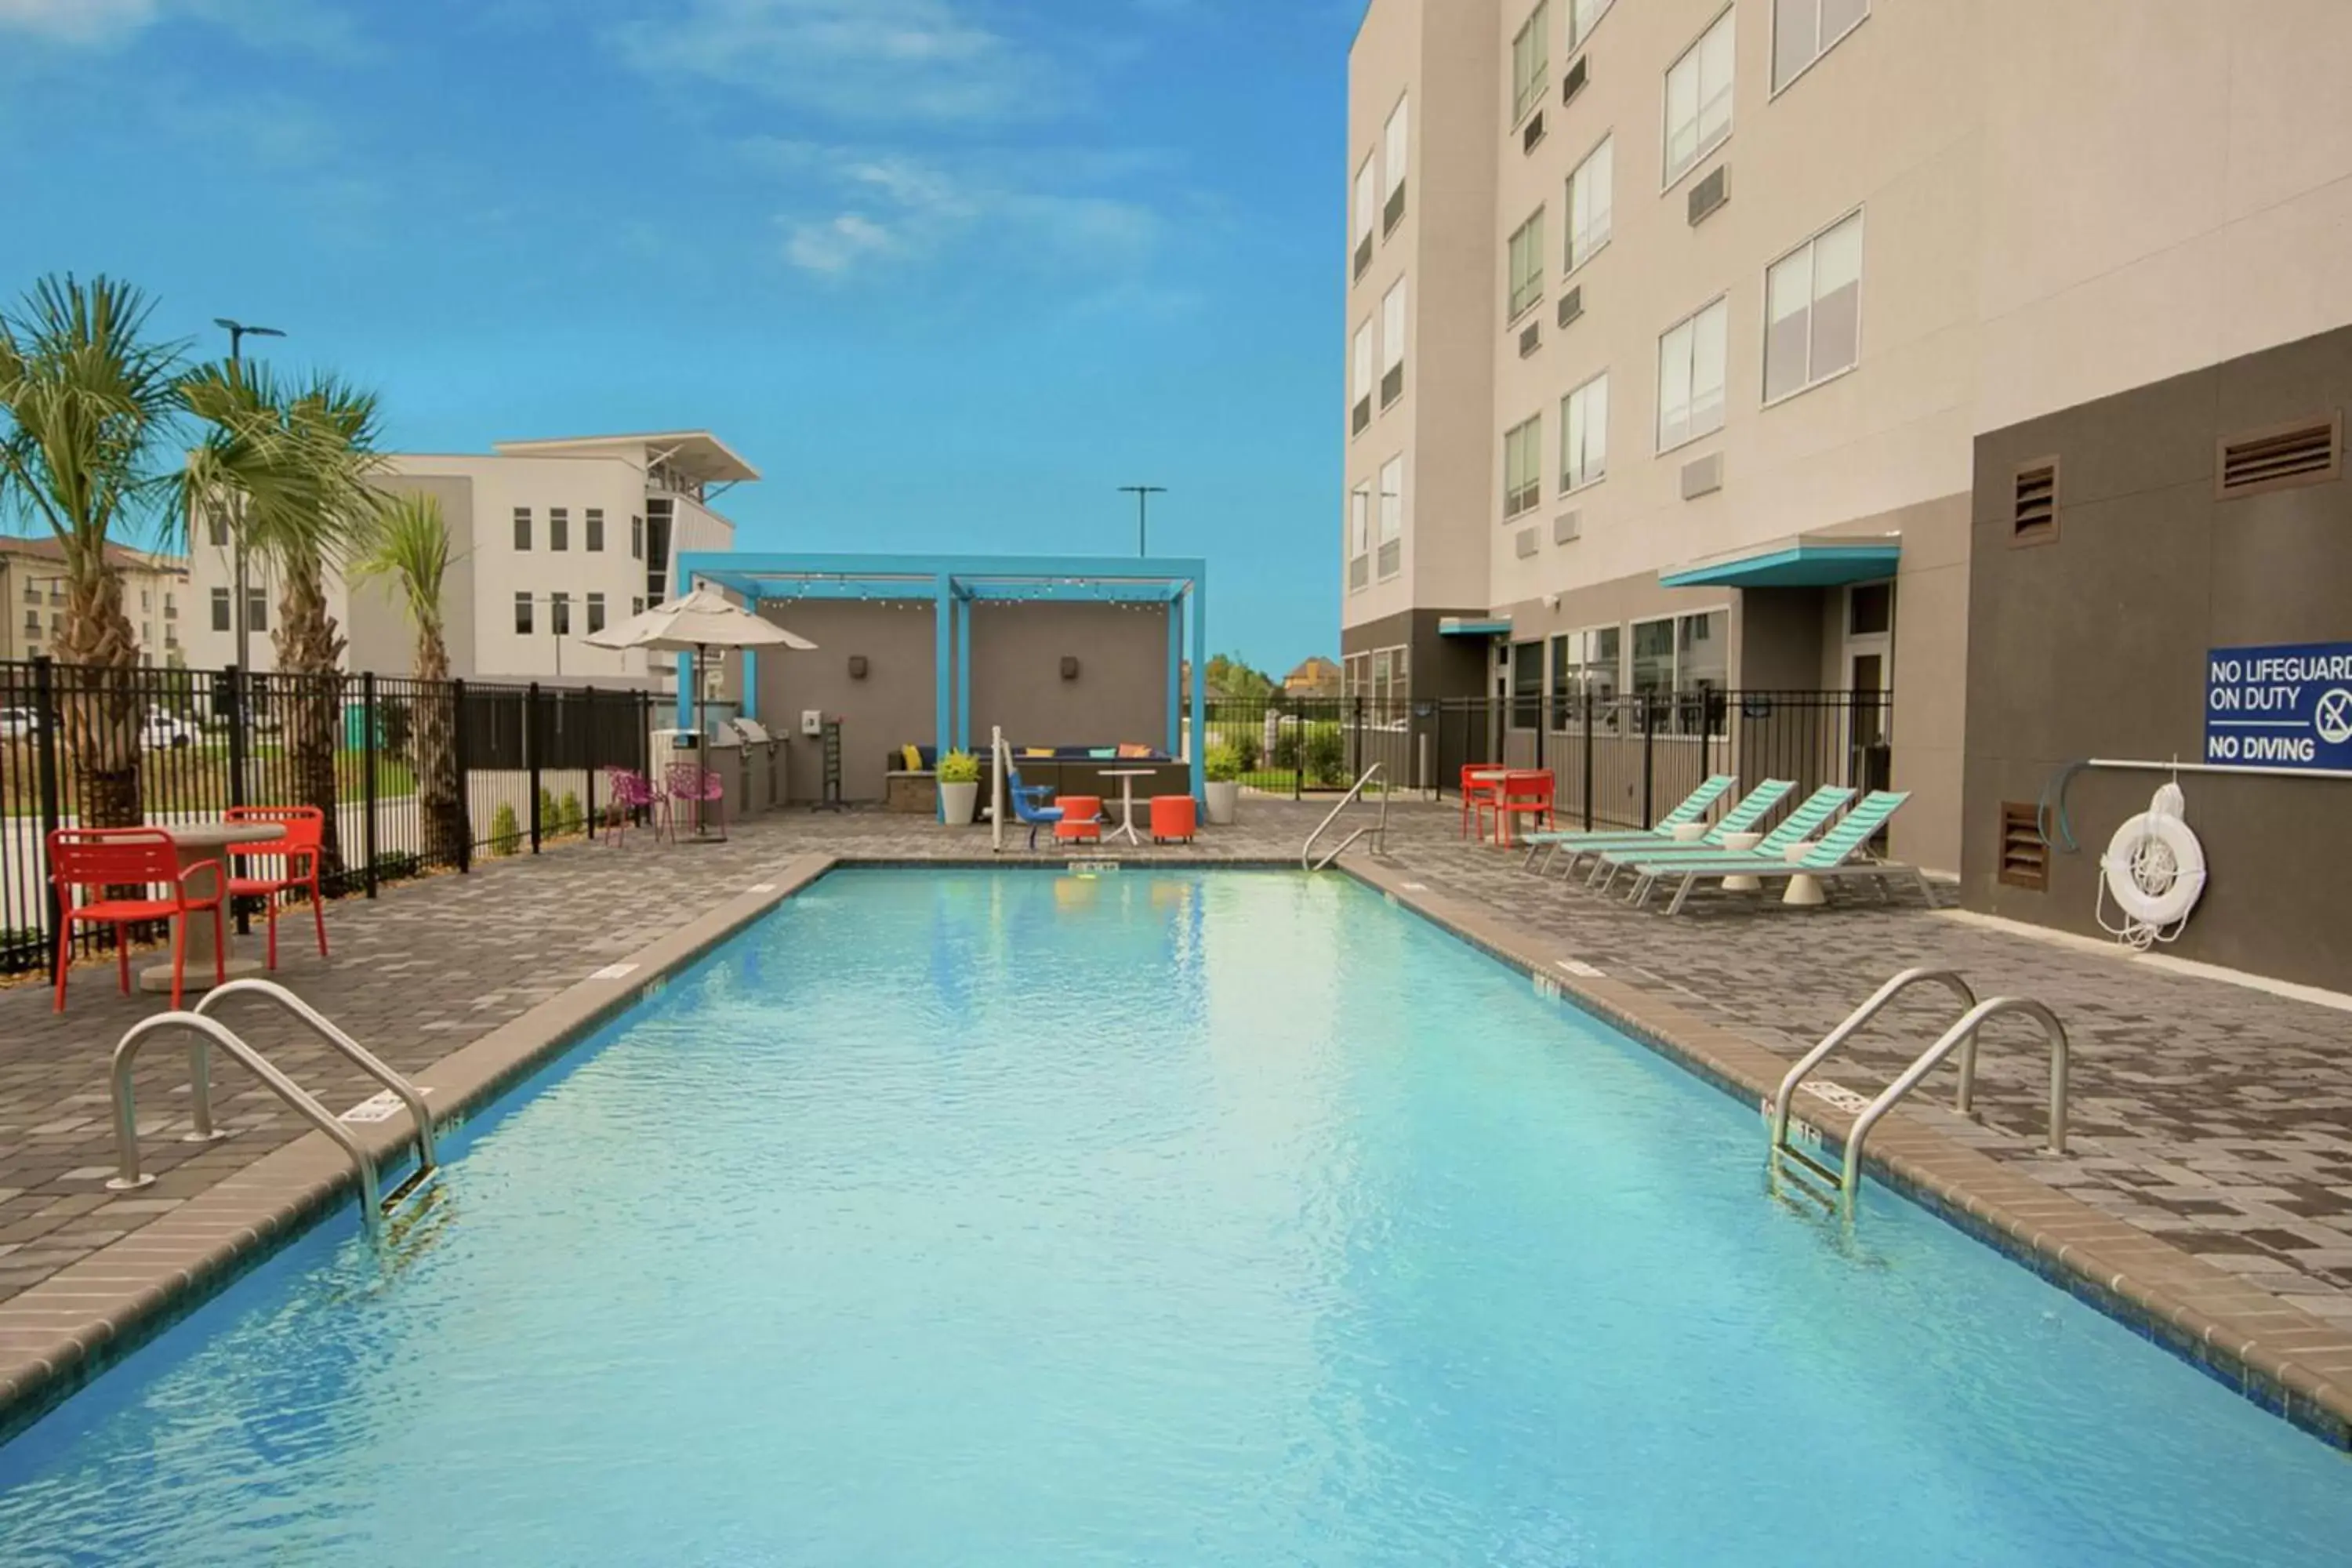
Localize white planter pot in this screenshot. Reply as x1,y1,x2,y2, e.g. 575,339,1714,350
938,780,979,826
1203,780,1240,826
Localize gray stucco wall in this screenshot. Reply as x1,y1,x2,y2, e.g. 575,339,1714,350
968,602,1171,750
1964,324,2352,989
753,600,936,803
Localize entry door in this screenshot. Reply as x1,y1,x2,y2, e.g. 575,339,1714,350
1844,580,1894,793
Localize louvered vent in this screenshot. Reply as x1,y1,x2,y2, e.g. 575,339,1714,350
1687,164,1729,225
1563,55,1589,104
1523,111,1545,154
1552,510,1581,545
1519,321,1541,358
2013,459,2057,540
1998,803,2049,891
2218,414,2341,498
1557,286,1583,329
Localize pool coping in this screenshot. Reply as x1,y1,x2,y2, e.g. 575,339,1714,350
1338,858,2352,1453
0,854,839,1447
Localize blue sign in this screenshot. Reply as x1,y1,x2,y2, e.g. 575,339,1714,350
2204,642,2352,771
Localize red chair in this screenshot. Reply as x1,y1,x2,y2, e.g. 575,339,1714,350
48,827,225,1011
225,805,327,971
1461,764,1504,839
1149,795,1197,844
1492,770,1556,847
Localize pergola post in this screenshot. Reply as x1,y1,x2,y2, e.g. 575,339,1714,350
933,574,953,820
1189,569,1207,803
1165,593,1183,759
955,586,972,752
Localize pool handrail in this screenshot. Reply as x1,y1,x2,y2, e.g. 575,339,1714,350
1841,996,2070,1200
1302,763,1385,870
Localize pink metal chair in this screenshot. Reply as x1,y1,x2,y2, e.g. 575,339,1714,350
602,767,664,846
664,762,726,842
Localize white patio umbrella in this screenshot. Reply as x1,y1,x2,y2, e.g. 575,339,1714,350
584,586,816,807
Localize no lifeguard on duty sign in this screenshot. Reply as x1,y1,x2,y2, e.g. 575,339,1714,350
2204,641,2352,771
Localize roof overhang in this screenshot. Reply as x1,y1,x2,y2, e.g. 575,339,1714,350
1657,531,1901,590
678,553,1207,607
492,430,761,485
1439,615,1512,637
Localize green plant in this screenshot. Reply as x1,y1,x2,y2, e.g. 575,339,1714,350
537,786,557,833
351,494,463,869
937,750,981,785
1232,730,1261,772
1269,728,1301,771
1306,725,1347,785
489,801,521,857
1204,743,1241,784
559,789,584,837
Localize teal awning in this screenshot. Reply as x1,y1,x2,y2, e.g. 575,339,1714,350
1657,535,1900,590
1439,615,1512,637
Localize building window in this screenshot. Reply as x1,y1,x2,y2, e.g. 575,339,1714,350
632,597,645,618
630,516,644,560
1507,208,1547,321
1765,211,1863,403
550,592,571,637
1353,155,1377,276
1504,414,1544,519
1377,456,1403,579
1565,136,1613,274
515,593,533,635
1570,0,1616,49
586,508,605,552
1512,2,1550,125
1381,280,1407,406
1561,372,1609,492
1383,96,1409,230
1631,610,1729,734
550,508,570,552
514,507,532,550
1352,320,1374,432
210,587,230,632
1774,0,1867,93
24,608,39,634
140,589,151,610
1657,297,1729,451
206,513,227,546
587,593,607,635
247,590,268,633
1348,484,1371,591
1549,626,1621,728
1510,641,1544,729
1664,8,1735,187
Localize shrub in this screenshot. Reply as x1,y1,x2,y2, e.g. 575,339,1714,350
489,802,521,857
1203,744,1240,784
379,698,413,759
559,789,584,837
1269,728,1302,771
1305,724,1347,785
937,750,981,785
1232,731,1261,772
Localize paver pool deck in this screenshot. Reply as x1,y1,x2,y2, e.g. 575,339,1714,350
4,797,2352,1443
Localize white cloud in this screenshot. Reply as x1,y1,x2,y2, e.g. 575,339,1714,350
0,0,364,54
615,0,1060,125
782,212,898,274
0,0,157,42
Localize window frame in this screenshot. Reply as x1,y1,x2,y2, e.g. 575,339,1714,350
209,586,230,633
550,506,569,553
1352,319,1375,420
586,509,605,552
586,592,608,635
1381,280,1408,407
1354,155,1377,247
1548,623,1622,730
1511,2,1551,127
514,593,534,636
1661,5,1737,192
1771,0,1869,98
1762,208,1864,408
1560,370,1610,494
1348,482,1372,592
1568,0,1617,50
1506,207,1548,322
1376,455,1404,580
513,507,532,551
1655,295,1730,454
1383,94,1410,202
1564,132,1614,277
1502,412,1544,521
1628,607,1732,735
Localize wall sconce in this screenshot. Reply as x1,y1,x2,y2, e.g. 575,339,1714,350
1060,656,1080,681
848,655,869,680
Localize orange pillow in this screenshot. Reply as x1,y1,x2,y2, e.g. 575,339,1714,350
1116,743,1152,759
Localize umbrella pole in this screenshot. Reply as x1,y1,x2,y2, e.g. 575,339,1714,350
696,642,712,840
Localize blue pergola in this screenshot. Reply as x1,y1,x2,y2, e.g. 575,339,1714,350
675,551,1211,800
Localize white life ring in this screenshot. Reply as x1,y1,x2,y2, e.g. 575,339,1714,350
2099,783,2205,936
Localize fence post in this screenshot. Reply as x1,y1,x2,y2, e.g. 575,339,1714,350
361,671,379,899
1582,690,1595,831
452,678,473,873
31,657,64,982
222,666,251,932
584,685,598,841
527,681,543,854
1639,694,1657,830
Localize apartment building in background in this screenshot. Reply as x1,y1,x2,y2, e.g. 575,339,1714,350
1344,0,2352,989
0,535,190,667
179,430,752,687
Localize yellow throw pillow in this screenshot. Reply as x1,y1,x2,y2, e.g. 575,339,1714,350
901,744,922,771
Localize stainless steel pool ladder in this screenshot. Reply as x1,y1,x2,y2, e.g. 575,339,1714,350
1768,967,2070,1207
107,979,438,1236
1302,764,1388,870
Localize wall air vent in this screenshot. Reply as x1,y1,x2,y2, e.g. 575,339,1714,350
1999,803,2049,891
1519,321,1541,358
1515,528,1540,559
1552,510,1581,545
1687,164,1729,226
2217,412,2342,498
1563,55,1589,104
1680,452,1724,499
2012,458,2058,543
1558,286,1583,330
1523,111,1546,154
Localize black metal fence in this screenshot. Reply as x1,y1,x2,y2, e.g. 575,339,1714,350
0,657,655,976
1201,688,1892,828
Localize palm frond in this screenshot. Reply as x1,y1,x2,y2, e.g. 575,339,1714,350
351,491,456,630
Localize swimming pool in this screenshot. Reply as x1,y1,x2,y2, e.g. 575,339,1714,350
2,869,2346,1564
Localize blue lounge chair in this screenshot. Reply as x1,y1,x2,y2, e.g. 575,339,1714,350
1587,785,1853,892
1627,790,1924,915
1004,767,1063,849
1542,779,1795,881
1519,775,1739,871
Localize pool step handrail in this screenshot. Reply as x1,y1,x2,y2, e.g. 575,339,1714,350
1769,969,2071,1208
1303,764,1387,870
107,985,438,1236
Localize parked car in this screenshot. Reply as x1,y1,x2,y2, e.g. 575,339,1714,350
0,706,38,741
140,709,200,750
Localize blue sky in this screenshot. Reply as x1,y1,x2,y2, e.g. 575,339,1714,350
0,0,1356,673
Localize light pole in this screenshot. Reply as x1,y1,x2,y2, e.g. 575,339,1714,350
213,318,285,679
1119,485,1167,557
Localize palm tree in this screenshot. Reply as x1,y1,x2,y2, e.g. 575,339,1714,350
0,274,186,827
351,493,464,867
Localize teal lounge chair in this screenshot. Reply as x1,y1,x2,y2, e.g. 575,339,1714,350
1519,775,1737,872
1627,791,1924,915
1587,785,1853,892
1545,779,1795,881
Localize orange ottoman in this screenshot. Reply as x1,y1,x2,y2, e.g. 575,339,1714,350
1149,795,1197,844
1054,796,1102,844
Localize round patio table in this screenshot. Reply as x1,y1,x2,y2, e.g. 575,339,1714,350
138,821,282,995
1100,769,1157,846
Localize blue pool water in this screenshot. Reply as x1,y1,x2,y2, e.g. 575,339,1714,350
2,869,2347,1565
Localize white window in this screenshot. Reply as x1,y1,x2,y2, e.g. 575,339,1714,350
1765,211,1863,403
1381,280,1407,403
1507,209,1547,321
514,593,533,635
1565,136,1613,273
550,507,569,552
1561,372,1608,492
587,593,607,634
550,591,572,637
1503,414,1543,518
1657,297,1728,451
1550,626,1621,729
513,507,532,550
1354,156,1376,251
1512,2,1550,125
1383,97,1410,216
1774,0,1867,93
1664,9,1735,187
1569,0,1616,49
1348,483,1371,590
1353,321,1374,416
1377,456,1403,579
1631,610,1730,734
586,509,604,551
